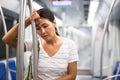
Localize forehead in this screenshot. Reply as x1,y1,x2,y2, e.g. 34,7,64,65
36,18,50,23
35,18,51,25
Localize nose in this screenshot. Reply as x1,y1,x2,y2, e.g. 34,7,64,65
41,27,46,34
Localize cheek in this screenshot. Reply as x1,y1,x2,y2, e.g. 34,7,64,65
47,28,53,34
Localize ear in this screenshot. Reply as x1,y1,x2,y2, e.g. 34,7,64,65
53,20,56,28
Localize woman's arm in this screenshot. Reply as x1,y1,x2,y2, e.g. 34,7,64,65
2,17,31,48
57,62,77,80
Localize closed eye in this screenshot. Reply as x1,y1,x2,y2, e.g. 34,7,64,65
42,24,48,28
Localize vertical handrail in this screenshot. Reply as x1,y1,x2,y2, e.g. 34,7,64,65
115,63,120,80
16,0,27,80
100,0,117,79
28,0,38,79
0,5,9,80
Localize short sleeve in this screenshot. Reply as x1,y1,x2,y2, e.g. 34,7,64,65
68,40,79,63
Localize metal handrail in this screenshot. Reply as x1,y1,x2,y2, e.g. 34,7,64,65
16,0,38,80
0,5,9,80
99,0,117,80
103,74,120,80
28,0,38,80
16,0,27,80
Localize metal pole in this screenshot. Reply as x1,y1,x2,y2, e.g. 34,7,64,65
28,0,38,79
16,0,27,80
100,0,117,79
0,5,9,80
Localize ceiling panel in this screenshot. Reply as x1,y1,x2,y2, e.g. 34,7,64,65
0,0,90,27
36,0,90,27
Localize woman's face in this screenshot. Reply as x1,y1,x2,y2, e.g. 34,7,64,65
35,18,56,41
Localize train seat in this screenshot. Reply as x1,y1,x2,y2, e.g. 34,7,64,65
0,62,6,80
9,59,16,80
112,61,120,80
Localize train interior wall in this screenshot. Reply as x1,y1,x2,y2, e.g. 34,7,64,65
0,0,120,80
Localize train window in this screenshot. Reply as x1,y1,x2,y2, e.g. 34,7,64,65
0,15,16,60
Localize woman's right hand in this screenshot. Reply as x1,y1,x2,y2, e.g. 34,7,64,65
31,10,40,21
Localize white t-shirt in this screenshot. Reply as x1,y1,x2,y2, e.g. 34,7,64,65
25,38,79,80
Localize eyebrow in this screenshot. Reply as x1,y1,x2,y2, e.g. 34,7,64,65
36,22,47,28
41,23,47,27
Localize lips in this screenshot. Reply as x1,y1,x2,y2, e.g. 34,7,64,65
42,35,48,38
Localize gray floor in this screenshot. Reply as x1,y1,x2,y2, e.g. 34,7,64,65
76,75,100,80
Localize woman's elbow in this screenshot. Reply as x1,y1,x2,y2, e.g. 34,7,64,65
2,36,8,43
2,36,17,48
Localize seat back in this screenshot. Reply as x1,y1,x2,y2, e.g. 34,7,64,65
0,62,6,80
9,59,16,80
113,61,120,80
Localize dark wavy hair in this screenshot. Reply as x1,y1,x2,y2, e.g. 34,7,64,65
37,8,59,36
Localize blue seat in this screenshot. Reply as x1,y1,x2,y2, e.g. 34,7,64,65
112,61,120,80
0,62,6,80
9,59,16,80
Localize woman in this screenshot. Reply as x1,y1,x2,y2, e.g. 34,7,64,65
2,8,79,80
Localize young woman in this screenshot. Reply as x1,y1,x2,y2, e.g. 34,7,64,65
2,8,79,80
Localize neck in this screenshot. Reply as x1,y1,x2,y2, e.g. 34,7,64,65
43,36,61,46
